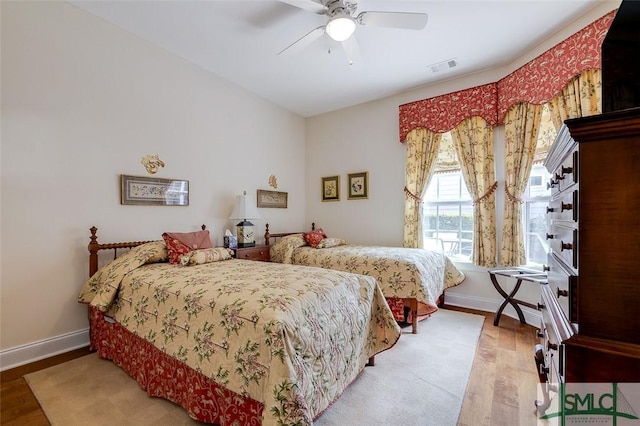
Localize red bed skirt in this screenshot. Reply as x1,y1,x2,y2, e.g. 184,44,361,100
385,297,439,323
89,306,263,425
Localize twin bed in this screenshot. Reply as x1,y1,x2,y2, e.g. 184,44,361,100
79,224,464,425
265,224,466,334
79,226,401,425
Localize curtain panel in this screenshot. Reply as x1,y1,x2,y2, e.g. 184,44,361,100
451,117,497,267
500,103,543,266
403,129,442,248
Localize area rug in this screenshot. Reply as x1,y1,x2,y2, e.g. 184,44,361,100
25,309,484,426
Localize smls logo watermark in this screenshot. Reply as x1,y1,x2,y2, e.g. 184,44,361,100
538,383,640,425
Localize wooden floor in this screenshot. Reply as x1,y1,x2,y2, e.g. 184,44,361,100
0,306,540,426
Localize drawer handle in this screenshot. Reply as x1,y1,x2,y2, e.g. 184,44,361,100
542,264,550,272
546,207,554,214
547,180,557,189
537,330,544,339
537,302,545,310
561,202,572,211
557,288,568,298
562,166,573,175
547,342,558,351
561,241,573,251
555,173,565,181
545,233,554,240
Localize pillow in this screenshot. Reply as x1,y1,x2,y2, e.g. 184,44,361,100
180,247,233,266
316,237,346,249
162,230,213,264
303,228,327,248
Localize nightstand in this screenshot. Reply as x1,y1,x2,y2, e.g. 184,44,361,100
232,245,270,262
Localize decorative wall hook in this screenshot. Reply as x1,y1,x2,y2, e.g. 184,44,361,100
141,154,165,175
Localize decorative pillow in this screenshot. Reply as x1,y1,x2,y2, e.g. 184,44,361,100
303,228,327,248
316,237,346,249
162,230,213,264
180,247,233,266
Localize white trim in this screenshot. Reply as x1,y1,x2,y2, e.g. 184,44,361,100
445,292,541,328
0,328,90,372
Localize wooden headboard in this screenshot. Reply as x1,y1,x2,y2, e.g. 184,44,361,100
88,225,206,277
264,223,315,246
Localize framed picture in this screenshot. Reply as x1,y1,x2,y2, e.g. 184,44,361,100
257,189,288,208
120,174,189,206
347,171,368,200
321,175,340,202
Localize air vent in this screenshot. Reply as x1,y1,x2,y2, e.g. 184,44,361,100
429,58,458,73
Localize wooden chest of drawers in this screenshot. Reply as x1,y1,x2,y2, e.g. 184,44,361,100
537,108,640,402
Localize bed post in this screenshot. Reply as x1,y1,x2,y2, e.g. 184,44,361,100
264,223,270,246
89,226,100,277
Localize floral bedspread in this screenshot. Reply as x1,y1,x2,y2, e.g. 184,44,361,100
270,234,466,309
78,242,401,426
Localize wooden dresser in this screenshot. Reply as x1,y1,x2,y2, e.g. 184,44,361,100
538,107,640,405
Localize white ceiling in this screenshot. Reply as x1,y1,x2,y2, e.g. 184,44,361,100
69,0,609,117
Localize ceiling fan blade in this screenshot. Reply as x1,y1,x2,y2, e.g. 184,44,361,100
277,26,326,56
278,0,327,14
357,11,428,30
341,36,362,68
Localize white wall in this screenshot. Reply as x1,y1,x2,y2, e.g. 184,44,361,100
305,1,619,324
0,1,306,369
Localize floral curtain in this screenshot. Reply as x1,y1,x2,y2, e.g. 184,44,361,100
403,128,442,248
548,69,602,130
450,117,497,267
500,103,543,266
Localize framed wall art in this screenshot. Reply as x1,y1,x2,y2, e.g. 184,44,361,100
257,189,288,208
347,171,368,200
321,175,340,202
120,174,189,206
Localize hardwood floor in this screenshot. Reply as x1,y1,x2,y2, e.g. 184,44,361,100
0,307,540,426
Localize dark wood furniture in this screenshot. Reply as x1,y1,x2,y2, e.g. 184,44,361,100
232,244,270,262
488,268,545,326
537,108,640,413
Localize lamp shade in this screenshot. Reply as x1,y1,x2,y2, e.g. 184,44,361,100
229,191,261,221
326,14,356,42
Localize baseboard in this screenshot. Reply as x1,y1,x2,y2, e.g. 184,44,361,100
445,292,541,328
0,328,90,372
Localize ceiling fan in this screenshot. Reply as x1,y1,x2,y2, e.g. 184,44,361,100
277,0,428,65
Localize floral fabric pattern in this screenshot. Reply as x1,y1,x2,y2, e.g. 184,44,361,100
78,241,167,310
270,235,465,309
180,247,233,265
79,258,400,426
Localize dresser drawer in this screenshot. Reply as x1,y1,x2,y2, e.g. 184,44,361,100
547,253,578,323
540,285,574,380
548,189,578,223
234,245,270,262
548,225,578,269
554,149,578,194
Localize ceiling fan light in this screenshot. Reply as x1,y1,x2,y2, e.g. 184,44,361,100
326,15,356,42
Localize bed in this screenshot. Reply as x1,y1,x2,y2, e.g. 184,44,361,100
78,226,401,425
264,224,466,334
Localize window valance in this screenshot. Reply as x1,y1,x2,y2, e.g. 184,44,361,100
398,10,616,143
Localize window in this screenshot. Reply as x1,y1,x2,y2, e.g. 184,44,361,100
522,104,556,266
422,132,473,262
423,172,473,261
522,163,551,265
